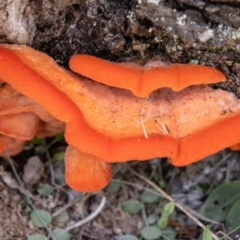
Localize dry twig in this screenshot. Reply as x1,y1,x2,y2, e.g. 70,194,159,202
65,195,106,231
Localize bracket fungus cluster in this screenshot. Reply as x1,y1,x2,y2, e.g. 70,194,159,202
0,83,65,156
0,43,239,192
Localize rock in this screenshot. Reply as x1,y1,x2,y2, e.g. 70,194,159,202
23,156,43,184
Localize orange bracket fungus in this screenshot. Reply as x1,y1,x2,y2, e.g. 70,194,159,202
0,135,25,156
65,146,112,192
230,143,240,151
0,43,240,192
0,83,65,156
69,54,225,98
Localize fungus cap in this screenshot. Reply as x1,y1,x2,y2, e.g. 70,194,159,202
65,146,112,192
69,54,226,98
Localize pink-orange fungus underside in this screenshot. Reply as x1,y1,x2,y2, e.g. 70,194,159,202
0,83,65,156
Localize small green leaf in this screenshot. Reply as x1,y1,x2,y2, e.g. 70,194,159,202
30,210,52,228
140,226,162,240
226,198,240,231
52,152,65,161
31,137,45,145
202,226,212,240
55,210,69,223
158,216,168,229
106,181,121,193
121,199,142,214
54,171,65,185
37,183,54,196
115,234,139,240
27,234,47,240
161,227,177,240
200,181,240,221
147,214,157,225
54,133,64,142
140,190,160,204
52,228,72,240
25,206,31,213
163,202,175,216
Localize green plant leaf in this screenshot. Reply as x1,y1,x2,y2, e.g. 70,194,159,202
158,216,168,229
140,226,162,240
200,181,240,221
161,227,177,240
54,171,65,185
202,226,212,240
54,133,64,142
226,198,240,231
31,137,45,145
106,181,121,193
37,183,54,197
55,210,69,223
147,214,157,225
140,190,160,204
115,234,139,240
27,234,47,240
121,199,142,214
163,202,175,216
52,228,72,240
30,209,52,228
25,206,31,213
52,152,65,161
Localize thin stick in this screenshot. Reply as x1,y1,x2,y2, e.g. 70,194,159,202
65,196,106,231
128,167,219,240
52,196,83,218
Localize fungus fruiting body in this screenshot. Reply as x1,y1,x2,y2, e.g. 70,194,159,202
69,54,226,98
65,146,112,192
0,83,65,155
1,43,239,192
230,143,240,151
0,135,25,156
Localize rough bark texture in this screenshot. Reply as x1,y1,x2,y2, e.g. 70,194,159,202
1,0,240,95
